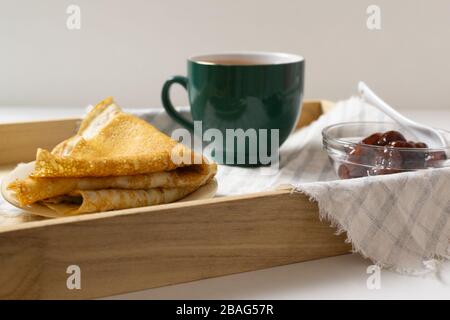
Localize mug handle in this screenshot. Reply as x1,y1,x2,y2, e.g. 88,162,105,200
161,75,194,131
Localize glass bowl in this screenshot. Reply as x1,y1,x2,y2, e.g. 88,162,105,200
322,122,450,179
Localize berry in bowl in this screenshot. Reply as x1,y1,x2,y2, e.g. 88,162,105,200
322,122,450,179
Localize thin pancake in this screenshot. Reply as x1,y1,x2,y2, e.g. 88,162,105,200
31,97,199,178
8,162,217,206
7,97,217,217
42,186,198,216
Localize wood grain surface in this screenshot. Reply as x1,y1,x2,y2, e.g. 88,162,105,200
0,118,79,166
0,189,349,299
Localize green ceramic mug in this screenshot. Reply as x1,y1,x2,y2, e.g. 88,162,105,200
161,52,304,166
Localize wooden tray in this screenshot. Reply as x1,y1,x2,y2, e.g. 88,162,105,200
0,100,350,299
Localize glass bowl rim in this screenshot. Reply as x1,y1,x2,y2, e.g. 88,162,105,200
322,121,450,152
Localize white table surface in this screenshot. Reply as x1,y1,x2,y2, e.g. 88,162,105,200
1,105,449,300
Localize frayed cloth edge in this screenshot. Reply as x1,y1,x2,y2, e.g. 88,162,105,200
288,184,450,277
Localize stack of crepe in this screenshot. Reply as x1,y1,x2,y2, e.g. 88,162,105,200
8,97,217,216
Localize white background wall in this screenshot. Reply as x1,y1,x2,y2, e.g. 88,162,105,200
1,0,450,110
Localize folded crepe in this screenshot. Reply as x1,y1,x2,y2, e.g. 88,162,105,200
8,97,217,216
